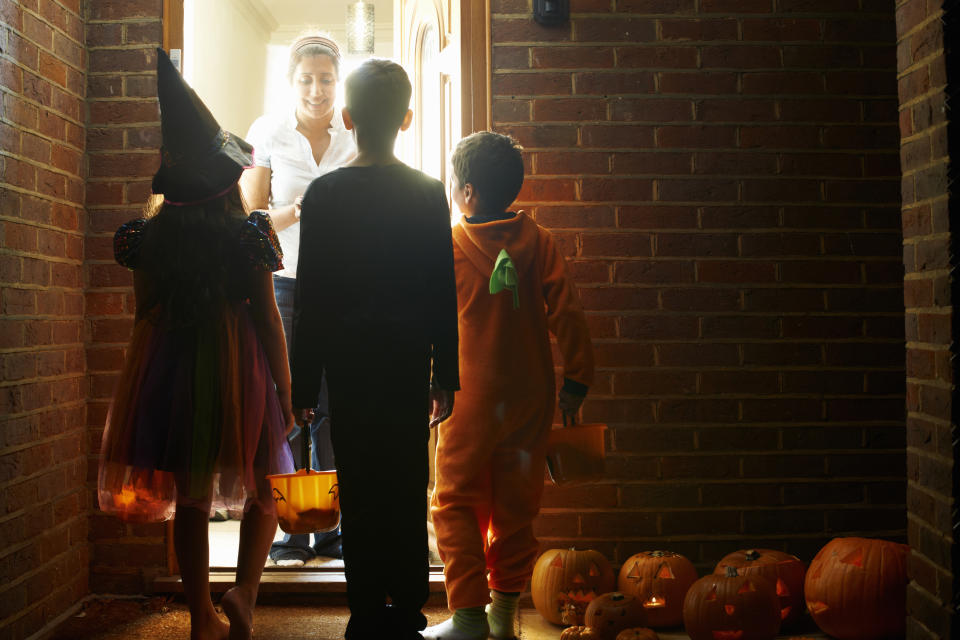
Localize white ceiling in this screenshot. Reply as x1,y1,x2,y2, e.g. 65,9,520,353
255,0,394,33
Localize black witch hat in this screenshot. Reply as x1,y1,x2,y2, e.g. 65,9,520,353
152,48,254,205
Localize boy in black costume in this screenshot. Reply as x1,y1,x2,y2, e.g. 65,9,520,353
291,59,459,639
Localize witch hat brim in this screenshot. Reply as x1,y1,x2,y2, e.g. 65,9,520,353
151,48,254,205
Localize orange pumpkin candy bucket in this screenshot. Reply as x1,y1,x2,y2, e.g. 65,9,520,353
266,423,340,535
545,415,607,486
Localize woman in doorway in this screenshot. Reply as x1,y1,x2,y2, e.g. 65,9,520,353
240,33,356,566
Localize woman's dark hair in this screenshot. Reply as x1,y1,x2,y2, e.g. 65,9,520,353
451,131,525,213
286,35,341,83
136,185,250,329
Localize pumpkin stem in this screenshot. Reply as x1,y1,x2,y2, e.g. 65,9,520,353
651,550,666,557
611,592,624,601
725,566,739,578
744,550,760,561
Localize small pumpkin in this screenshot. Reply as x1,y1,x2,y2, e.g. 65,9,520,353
683,566,781,640
804,537,908,640
584,592,646,640
714,548,806,627
615,628,659,640
561,626,600,640
532,548,616,625
617,550,698,627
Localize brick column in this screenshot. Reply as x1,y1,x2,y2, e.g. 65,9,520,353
84,0,167,593
0,1,89,637
895,0,956,637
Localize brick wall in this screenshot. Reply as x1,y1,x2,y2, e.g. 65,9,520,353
495,1,908,567
84,0,169,594
0,1,89,637
895,0,956,637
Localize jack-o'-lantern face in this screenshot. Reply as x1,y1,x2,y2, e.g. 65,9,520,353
532,548,616,626
682,568,781,640
804,537,908,640
617,551,698,628
712,549,806,629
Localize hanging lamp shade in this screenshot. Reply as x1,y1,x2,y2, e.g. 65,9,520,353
346,1,375,55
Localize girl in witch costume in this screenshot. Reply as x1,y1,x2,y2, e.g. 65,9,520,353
97,49,295,640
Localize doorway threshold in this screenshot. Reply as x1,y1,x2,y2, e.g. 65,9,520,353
153,569,449,603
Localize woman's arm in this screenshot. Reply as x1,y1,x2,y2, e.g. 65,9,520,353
239,166,299,232
247,269,295,433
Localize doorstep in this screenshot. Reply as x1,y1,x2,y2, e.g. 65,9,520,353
153,569,449,604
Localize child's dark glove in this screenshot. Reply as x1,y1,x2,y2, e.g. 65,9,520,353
558,388,586,423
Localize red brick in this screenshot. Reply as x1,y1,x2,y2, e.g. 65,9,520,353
574,71,655,94
613,151,692,175
658,344,740,367
702,44,781,69
492,99,530,122
742,178,822,202
492,72,571,96
535,205,615,228
535,151,610,175
700,370,778,393
89,100,160,125
695,98,777,122
582,124,654,148
656,124,736,148
698,260,777,283
532,98,607,121
515,177,576,202
658,178,738,202
658,71,737,94
87,152,159,178
693,152,777,176
610,97,693,122
702,0,772,11
618,0,696,12
659,18,739,41
581,177,653,201
780,98,861,123
575,17,656,42
621,314,698,338
616,45,698,69
531,46,614,69
581,233,651,257
618,205,697,229
742,18,822,41
89,47,155,74
578,287,659,311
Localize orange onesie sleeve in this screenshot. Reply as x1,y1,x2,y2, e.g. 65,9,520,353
538,228,594,388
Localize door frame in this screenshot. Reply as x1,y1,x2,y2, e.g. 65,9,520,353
158,0,489,580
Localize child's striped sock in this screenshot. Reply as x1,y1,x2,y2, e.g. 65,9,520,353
486,590,520,639
421,606,488,640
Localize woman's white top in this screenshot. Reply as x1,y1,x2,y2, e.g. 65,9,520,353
245,108,356,278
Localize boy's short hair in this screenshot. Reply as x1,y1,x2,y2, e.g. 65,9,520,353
451,132,524,213
344,59,411,137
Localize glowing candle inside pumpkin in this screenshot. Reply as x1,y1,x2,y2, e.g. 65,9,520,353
643,595,666,608
117,485,137,507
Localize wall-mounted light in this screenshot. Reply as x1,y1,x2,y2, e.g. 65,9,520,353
534,0,569,26
347,1,375,55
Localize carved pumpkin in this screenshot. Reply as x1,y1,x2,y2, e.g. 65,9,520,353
584,592,646,640
683,566,781,640
561,626,600,640
532,548,616,625
714,549,806,628
615,628,659,640
617,550,698,627
804,537,908,640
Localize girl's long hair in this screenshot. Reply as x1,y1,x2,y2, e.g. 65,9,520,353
137,185,249,329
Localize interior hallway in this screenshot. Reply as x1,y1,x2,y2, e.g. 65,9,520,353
47,599,829,640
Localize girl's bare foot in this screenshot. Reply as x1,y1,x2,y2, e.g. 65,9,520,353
190,614,229,640
221,586,255,640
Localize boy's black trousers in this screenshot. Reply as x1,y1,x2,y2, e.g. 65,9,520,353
326,349,433,639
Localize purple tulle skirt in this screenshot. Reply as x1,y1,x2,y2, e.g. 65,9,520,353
98,302,294,522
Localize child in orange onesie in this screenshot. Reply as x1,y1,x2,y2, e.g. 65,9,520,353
424,132,594,640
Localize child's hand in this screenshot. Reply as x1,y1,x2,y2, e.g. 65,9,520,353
279,393,295,435
429,389,455,427
295,408,315,427
558,388,586,423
